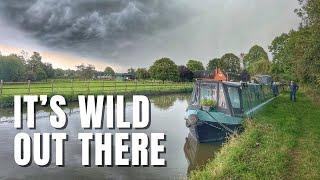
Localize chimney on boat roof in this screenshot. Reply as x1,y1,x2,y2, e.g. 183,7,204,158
213,68,227,81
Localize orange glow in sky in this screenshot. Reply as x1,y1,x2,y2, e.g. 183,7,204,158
0,44,124,72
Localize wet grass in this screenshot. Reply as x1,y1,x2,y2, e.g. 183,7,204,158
190,91,320,179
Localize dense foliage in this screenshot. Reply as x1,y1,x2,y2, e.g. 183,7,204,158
0,52,108,81
269,0,320,86
136,68,150,80
178,65,194,82
243,45,269,68
247,59,272,76
0,54,26,81
207,58,221,72
220,53,241,73
186,60,205,72
104,66,115,76
149,57,179,82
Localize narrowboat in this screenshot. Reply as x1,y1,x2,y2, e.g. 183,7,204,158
185,79,276,143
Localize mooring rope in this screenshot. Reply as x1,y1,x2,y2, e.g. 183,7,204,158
202,110,235,134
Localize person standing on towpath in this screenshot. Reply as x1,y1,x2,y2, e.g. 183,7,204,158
272,82,279,97
289,81,299,102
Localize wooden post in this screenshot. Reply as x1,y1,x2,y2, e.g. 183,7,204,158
125,81,127,93
114,81,117,93
71,79,74,95
0,80,3,95
51,80,54,94
28,80,31,94
102,80,105,92
135,80,138,93
87,80,90,94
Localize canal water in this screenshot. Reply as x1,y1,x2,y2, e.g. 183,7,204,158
0,94,222,180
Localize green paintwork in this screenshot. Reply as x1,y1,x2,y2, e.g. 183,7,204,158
197,110,243,125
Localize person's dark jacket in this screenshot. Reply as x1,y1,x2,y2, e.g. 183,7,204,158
290,83,299,93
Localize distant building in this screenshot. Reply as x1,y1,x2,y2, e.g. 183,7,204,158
115,73,136,81
97,75,114,80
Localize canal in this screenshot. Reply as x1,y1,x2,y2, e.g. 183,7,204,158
0,94,222,179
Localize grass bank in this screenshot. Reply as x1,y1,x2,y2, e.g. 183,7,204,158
191,92,320,179
0,80,193,108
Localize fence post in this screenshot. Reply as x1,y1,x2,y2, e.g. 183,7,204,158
135,80,138,93
114,81,117,94
0,80,3,95
71,79,74,95
125,81,127,93
102,80,105,92
87,80,90,94
28,80,31,94
51,80,54,94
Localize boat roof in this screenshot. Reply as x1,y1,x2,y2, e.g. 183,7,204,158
195,79,262,87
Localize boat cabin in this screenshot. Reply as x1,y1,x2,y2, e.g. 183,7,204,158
190,79,274,117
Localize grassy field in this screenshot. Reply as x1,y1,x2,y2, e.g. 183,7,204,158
0,79,193,107
190,91,320,179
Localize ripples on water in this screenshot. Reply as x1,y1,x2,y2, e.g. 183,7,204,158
0,94,222,180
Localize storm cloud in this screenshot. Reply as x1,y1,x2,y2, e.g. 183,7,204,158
0,0,299,68
0,0,192,51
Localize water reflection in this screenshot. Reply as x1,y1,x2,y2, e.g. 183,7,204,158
0,93,222,179
184,134,222,174
150,94,190,110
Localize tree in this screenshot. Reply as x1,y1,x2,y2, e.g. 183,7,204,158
36,68,48,81
269,33,293,80
0,54,26,81
43,63,55,80
243,45,269,69
186,60,204,72
65,69,76,79
268,0,320,86
76,64,96,79
220,53,241,74
247,59,272,75
295,0,320,27
136,68,150,80
54,68,66,78
104,66,115,76
26,52,47,81
128,67,135,75
207,58,222,72
178,65,194,82
149,57,179,82
293,0,320,87
219,53,241,80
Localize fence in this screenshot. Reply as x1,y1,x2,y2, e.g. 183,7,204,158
0,79,193,97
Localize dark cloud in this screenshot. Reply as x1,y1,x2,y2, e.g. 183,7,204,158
0,0,193,58
0,0,299,68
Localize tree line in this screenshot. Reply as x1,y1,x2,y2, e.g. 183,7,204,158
269,0,320,88
0,45,281,83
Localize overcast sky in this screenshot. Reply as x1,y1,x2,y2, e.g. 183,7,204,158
0,0,300,72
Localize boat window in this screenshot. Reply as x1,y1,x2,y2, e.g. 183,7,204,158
190,85,198,105
228,87,240,109
218,84,228,109
200,83,218,102
242,88,251,112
